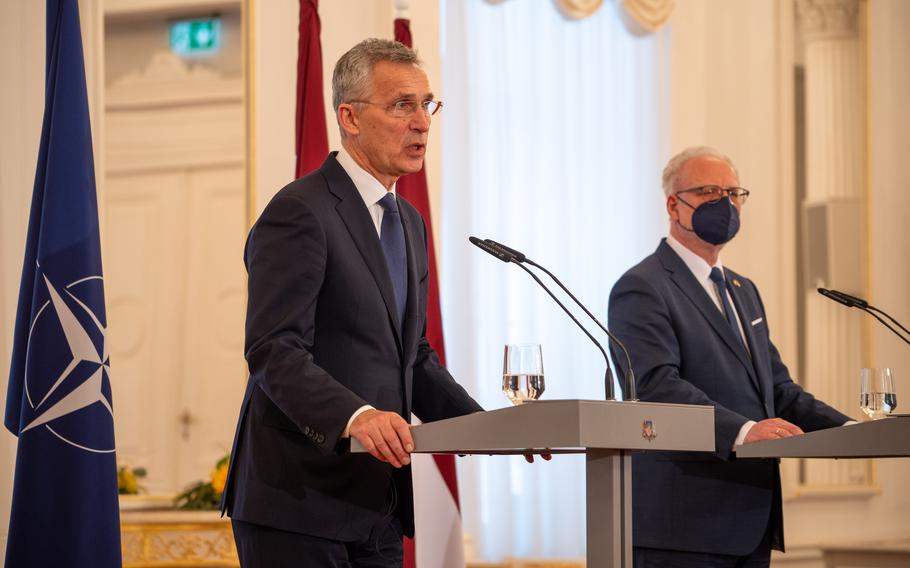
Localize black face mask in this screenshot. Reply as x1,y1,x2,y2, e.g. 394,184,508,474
676,196,740,245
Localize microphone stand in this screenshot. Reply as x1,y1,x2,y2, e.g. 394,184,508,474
484,239,637,401
470,237,618,401
520,256,637,402
511,261,617,401
818,288,910,347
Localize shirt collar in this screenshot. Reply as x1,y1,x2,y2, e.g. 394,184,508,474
336,146,396,207
665,233,724,282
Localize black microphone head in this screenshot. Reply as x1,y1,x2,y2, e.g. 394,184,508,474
818,287,855,308
829,288,869,309
484,239,526,263
469,235,513,262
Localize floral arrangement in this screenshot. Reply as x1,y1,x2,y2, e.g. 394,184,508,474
117,465,147,495
174,454,230,510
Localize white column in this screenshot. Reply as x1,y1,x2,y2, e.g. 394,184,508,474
797,0,871,489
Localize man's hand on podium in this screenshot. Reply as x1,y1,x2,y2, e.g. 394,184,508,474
349,409,414,468
744,418,803,443
524,452,553,463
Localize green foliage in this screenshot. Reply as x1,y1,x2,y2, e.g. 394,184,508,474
173,453,230,510
174,481,221,510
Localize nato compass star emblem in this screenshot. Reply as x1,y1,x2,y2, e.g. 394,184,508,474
21,268,115,453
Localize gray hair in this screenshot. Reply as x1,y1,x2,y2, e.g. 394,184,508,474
661,146,740,197
332,38,422,112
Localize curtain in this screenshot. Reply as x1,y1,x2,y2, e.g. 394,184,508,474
439,0,670,559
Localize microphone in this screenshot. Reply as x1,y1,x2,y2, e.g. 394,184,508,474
829,289,869,309
468,236,512,263
817,288,857,308
817,288,910,347
470,236,625,401
470,235,617,400
485,240,526,263
818,288,868,309
484,239,637,402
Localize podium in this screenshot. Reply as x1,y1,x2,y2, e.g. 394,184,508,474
735,415,910,458
353,399,715,567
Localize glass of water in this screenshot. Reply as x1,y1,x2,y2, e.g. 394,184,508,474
502,344,545,405
860,367,897,420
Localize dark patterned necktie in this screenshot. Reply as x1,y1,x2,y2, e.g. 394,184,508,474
379,193,407,328
709,267,744,348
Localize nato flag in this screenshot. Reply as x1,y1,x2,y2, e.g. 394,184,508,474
4,0,121,566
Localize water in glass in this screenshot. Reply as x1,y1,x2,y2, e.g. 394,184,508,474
502,344,545,405
860,367,897,420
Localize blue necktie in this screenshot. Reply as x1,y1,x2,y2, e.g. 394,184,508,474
379,193,407,328
709,267,744,348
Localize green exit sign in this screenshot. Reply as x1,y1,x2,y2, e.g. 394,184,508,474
170,18,221,55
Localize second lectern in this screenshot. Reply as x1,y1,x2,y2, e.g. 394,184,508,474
354,399,715,567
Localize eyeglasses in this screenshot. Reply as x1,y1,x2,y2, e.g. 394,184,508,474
676,185,751,204
349,99,443,118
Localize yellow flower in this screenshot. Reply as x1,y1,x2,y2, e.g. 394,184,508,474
210,462,228,495
118,468,139,495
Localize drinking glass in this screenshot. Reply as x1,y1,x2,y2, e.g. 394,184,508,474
502,344,545,405
860,367,897,420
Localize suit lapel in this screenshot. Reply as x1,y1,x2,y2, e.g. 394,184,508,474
726,274,773,416
321,154,404,349
657,242,761,393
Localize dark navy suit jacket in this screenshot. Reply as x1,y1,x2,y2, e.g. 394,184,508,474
221,153,482,542
608,239,850,556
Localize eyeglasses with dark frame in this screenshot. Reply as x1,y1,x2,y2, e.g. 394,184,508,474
349,99,443,118
676,185,751,205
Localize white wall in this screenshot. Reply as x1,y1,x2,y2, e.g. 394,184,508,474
868,1,910,384
0,1,46,561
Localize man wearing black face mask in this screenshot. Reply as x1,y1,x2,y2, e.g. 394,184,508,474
608,146,853,567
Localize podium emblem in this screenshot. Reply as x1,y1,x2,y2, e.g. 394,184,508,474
642,419,657,442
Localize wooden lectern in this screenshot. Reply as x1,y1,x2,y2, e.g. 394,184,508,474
353,399,715,567
735,415,910,458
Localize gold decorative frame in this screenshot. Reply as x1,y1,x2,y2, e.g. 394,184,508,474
121,519,239,567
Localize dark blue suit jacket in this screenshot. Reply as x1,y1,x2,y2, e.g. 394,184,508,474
608,239,850,556
221,154,482,541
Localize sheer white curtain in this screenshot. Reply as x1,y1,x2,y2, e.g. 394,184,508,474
439,0,670,560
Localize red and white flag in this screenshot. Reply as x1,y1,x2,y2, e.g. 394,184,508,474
295,0,328,177
395,17,467,568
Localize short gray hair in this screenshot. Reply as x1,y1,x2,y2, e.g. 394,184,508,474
332,38,422,112
661,146,740,197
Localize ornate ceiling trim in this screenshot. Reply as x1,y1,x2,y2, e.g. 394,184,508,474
554,0,604,20
619,0,675,35
485,0,675,34
796,0,860,41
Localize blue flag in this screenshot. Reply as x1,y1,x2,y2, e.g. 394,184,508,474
4,1,121,566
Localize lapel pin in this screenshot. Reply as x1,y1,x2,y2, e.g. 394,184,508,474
732,279,741,288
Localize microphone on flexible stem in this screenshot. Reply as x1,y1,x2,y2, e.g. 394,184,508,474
484,239,637,401
817,288,910,347
469,236,618,400
824,289,910,337
468,236,513,263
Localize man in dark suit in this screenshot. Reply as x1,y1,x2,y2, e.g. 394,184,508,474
222,39,483,567
608,147,853,567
